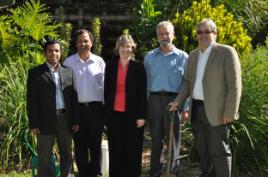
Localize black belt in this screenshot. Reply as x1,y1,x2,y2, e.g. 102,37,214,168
79,101,102,107
193,99,204,105
151,91,177,97
56,109,66,114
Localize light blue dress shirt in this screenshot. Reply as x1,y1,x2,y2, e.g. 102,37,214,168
144,46,188,94
46,63,66,110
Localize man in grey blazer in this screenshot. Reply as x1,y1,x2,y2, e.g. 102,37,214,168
27,40,79,177
169,18,242,177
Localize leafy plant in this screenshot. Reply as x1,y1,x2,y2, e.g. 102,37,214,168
90,17,102,56
0,0,61,64
0,61,33,169
130,0,162,58
216,0,268,47
172,0,252,54
230,37,268,176
58,22,73,60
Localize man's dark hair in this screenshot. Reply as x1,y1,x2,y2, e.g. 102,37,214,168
74,29,94,43
43,40,61,52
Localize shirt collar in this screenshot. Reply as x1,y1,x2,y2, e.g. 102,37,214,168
156,45,176,56
199,42,214,55
46,62,61,72
76,52,96,63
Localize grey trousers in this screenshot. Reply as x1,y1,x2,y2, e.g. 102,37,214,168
191,100,232,177
37,112,73,177
147,94,181,176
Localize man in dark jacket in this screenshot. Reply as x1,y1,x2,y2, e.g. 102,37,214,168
27,40,79,177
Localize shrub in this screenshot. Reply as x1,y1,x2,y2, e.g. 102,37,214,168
217,0,268,47
0,61,33,169
172,0,252,54
230,38,268,176
90,17,102,56
130,0,162,58
0,0,63,65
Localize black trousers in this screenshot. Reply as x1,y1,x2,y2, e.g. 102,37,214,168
191,100,232,177
73,102,104,177
37,112,73,177
107,111,144,177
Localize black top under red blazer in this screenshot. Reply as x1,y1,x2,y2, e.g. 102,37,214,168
27,63,79,134
104,58,147,120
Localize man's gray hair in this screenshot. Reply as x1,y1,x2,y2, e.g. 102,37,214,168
196,18,217,32
156,21,174,34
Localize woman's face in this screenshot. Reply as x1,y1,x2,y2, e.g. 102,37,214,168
119,41,133,60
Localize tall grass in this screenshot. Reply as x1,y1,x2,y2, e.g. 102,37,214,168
230,39,268,176
0,61,33,169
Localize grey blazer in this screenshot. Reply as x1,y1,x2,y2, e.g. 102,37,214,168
175,43,242,126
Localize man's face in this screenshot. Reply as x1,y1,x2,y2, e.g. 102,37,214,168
76,32,93,53
196,23,217,49
45,43,61,66
157,25,174,48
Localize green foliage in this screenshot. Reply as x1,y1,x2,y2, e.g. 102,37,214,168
0,0,63,65
230,38,268,176
90,17,102,56
217,0,268,47
130,0,162,58
172,0,252,54
58,23,73,60
0,0,73,170
0,61,33,169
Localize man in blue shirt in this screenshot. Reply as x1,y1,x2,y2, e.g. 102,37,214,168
144,21,188,177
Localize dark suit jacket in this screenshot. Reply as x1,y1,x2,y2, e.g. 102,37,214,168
104,58,147,120
27,63,79,134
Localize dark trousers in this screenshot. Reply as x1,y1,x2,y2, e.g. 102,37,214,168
73,102,104,177
191,100,232,177
107,111,144,177
37,112,73,177
147,94,181,176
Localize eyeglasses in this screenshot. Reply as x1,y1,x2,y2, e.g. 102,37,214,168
196,30,213,35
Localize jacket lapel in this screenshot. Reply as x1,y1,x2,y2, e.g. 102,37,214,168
192,50,199,84
203,43,218,78
42,63,55,84
125,60,133,86
59,67,66,89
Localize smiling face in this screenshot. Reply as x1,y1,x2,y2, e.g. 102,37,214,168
119,41,133,60
45,43,61,66
196,23,217,50
76,32,93,54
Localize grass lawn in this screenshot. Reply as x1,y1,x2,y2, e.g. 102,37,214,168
0,171,31,177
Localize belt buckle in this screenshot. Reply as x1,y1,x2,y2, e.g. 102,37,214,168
56,109,65,115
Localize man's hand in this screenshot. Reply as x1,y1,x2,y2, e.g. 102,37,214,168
72,125,79,132
168,101,179,111
223,116,233,124
181,111,189,125
30,128,40,135
136,119,145,128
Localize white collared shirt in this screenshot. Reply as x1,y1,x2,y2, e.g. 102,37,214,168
193,43,213,100
46,62,66,110
63,52,105,103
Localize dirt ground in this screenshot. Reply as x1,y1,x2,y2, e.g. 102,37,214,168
141,145,202,177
